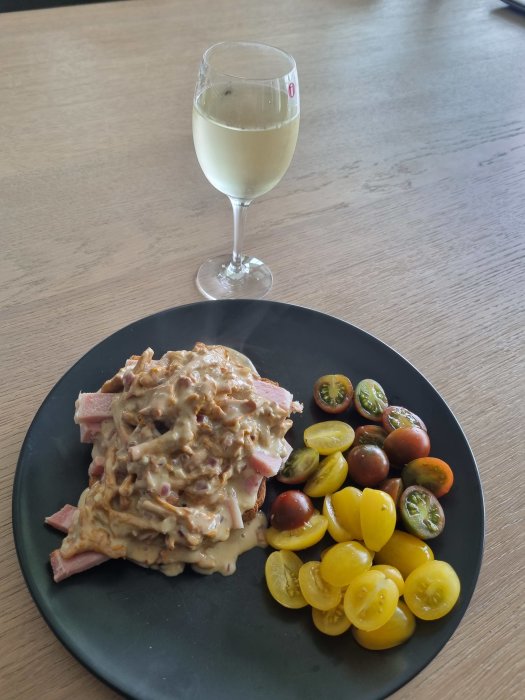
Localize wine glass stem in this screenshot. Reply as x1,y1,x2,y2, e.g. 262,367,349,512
228,197,252,278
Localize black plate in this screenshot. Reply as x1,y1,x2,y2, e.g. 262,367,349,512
13,300,484,700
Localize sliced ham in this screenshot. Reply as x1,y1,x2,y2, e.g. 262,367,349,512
248,449,283,477
226,489,244,530
253,380,292,412
44,504,78,533
74,392,116,423
50,549,109,583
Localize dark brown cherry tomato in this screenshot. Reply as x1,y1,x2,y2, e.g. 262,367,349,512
402,457,454,498
270,491,315,531
399,486,445,539
313,374,354,414
354,424,388,449
354,379,388,422
383,427,430,465
378,477,403,507
382,406,427,433
346,445,390,487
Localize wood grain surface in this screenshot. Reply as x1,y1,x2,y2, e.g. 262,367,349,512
1,1,524,698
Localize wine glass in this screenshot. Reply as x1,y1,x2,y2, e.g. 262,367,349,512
192,41,300,300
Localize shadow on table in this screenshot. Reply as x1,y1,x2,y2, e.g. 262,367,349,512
1,0,119,11
491,4,525,24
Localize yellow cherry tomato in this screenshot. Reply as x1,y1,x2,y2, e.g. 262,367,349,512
304,451,348,497
304,421,355,455
312,599,352,636
266,512,328,551
344,569,399,631
319,541,372,587
331,486,363,539
360,488,396,552
404,560,461,620
370,564,405,595
323,495,355,542
298,561,342,611
352,601,416,650
265,550,308,609
374,530,434,579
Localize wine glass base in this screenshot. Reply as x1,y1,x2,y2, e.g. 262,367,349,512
196,254,273,300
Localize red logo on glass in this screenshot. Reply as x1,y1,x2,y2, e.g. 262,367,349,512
288,82,296,98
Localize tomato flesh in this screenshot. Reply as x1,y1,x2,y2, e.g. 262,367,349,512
370,564,405,595
304,421,355,455
354,379,388,422
312,599,352,636
265,550,308,609
344,569,399,631
331,486,363,540
404,560,460,620
402,457,454,498
266,512,328,551
383,427,430,465
319,540,372,587
399,485,445,539
313,374,354,414
270,490,314,531
304,451,348,497
354,424,388,449
360,488,396,552
374,530,434,579
323,495,355,542
346,444,389,487
298,561,342,611
277,447,320,484
352,601,415,650
382,406,427,433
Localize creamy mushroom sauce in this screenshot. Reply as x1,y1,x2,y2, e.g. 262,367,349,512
61,343,300,576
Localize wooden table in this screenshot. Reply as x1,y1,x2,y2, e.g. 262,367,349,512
1,1,523,698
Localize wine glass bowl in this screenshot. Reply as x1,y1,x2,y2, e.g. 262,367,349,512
193,42,299,299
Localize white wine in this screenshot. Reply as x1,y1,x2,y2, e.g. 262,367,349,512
193,83,299,200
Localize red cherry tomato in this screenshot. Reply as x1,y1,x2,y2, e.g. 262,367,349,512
354,425,388,449
270,491,315,531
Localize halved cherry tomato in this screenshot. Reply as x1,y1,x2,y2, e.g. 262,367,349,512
313,374,354,414
374,530,434,579
382,406,427,433
354,424,388,449
360,488,396,552
312,599,352,636
277,448,320,484
402,457,454,498
323,495,355,542
266,512,328,551
304,421,355,455
319,541,372,587
304,451,348,497
377,477,403,507
265,550,308,609
383,427,430,465
404,560,460,620
270,491,314,531
354,379,388,422
298,561,342,610
352,601,415,650
346,444,389,487
343,569,399,631
399,485,445,539
370,564,405,595
331,486,363,540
